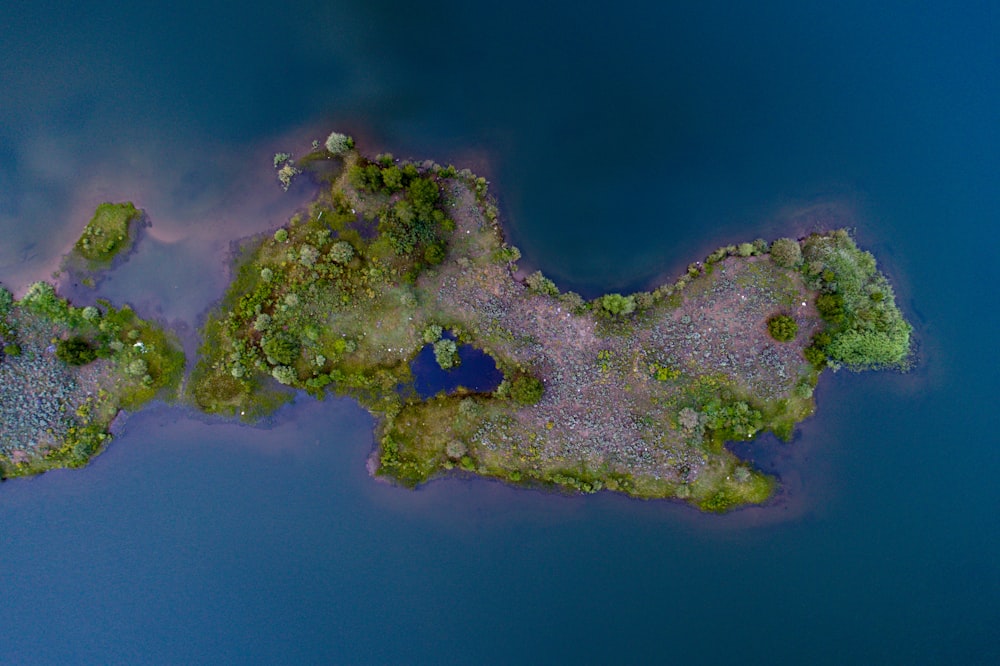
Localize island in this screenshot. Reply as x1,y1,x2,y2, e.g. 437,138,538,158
0,133,912,511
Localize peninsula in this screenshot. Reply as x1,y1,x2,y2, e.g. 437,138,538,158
0,134,912,511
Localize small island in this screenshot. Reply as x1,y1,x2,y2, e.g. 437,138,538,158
188,134,912,511
0,135,912,511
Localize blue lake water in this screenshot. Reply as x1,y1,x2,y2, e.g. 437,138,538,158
410,341,503,399
2,1,999,663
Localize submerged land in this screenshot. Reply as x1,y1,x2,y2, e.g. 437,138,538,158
0,134,912,511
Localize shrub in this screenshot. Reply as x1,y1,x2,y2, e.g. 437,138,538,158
600,293,636,317
825,325,911,368
262,333,300,366
329,241,355,264
3,343,21,357
424,243,446,265
767,315,798,342
0,286,12,316
803,345,827,368
253,314,271,332
277,163,300,191
56,336,97,365
816,293,845,326
738,242,755,257
525,271,559,296
422,325,443,343
298,244,319,267
769,237,802,267
509,374,544,405
324,131,353,155
274,229,288,243
433,339,459,369
271,365,297,385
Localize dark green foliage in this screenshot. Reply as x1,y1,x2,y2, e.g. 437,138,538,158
0,285,12,316
3,343,21,357
424,243,446,265
816,293,845,326
525,271,559,296
348,163,385,192
803,345,827,368
767,314,798,342
801,230,911,368
702,400,763,440
261,333,301,366
382,177,451,258
56,336,98,366
509,374,544,405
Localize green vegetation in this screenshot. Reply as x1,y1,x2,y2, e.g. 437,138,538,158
73,202,142,265
599,293,636,316
800,230,911,369
767,314,798,342
183,136,913,512
0,280,184,479
55,336,98,365
433,339,460,369
769,237,802,268
2,133,907,512
324,131,354,155
509,374,544,405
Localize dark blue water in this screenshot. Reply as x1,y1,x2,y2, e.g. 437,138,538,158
410,342,503,399
2,1,999,663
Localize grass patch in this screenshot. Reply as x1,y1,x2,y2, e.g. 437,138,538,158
73,202,142,264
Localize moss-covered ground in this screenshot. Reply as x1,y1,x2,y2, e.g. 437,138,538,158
190,139,912,511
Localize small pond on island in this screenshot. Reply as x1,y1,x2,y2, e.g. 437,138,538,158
409,342,503,399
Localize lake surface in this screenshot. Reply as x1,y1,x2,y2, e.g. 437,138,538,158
2,1,998,663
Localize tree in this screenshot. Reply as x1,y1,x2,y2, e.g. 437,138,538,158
433,339,460,369
324,131,353,155
329,241,355,264
769,237,802,268
600,293,636,316
271,365,297,385
56,336,97,366
262,333,300,366
767,315,798,342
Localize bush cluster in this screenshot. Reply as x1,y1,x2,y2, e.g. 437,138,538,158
599,293,636,317
769,237,802,268
801,230,911,369
509,373,544,405
767,314,798,342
